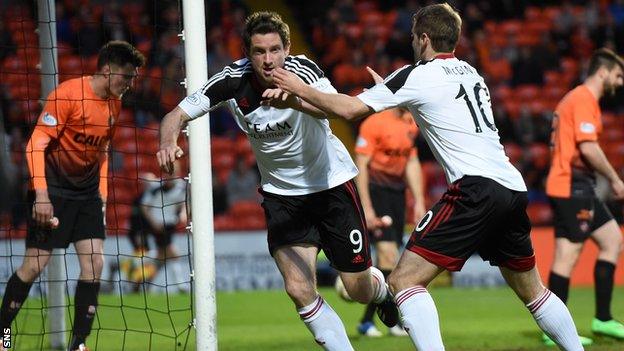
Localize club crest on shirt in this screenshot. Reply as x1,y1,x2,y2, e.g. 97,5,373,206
356,136,368,148
42,112,57,126
187,94,200,105
579,122,595,134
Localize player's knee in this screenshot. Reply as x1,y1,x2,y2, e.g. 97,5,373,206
386,271,401,295
17,264,43,283
81,254,105,279
284,280,315,305
343,284,373,304
92,254,105,278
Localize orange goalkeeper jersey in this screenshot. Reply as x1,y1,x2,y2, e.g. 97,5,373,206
546,85,602,198
29,76,120,199
355,108,418,190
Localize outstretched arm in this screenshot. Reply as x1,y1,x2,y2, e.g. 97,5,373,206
269,67,374,121
157,106,189,175
261,88,337,119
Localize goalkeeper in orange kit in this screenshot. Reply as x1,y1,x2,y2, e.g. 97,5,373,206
0,41,144,351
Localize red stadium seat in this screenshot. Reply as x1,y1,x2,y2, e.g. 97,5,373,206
529,143,551,169
229,200,263,219
514,85,540,102
524,6,543,21
59,56,84,74
560,57,579,74
501,20,522,35
503,142,522,166
526,202,553,226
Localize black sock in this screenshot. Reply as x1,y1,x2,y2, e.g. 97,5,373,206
71,281,100,348
548,272,570,304
361,303,377,324
594,260,615,322
0,273,33,329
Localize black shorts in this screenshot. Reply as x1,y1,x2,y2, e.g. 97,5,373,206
128,210,175,251
369,183,405,246
260,180,371,273
549,196,613,243
406,176,535,272
26,194,105,250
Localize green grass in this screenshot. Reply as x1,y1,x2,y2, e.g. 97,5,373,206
8,287,624,350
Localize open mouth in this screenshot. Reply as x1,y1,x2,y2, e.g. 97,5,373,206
263,67,274,76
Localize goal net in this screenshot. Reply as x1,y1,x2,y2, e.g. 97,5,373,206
0,1,198,350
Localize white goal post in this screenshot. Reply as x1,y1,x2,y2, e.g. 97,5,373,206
181,1,218,350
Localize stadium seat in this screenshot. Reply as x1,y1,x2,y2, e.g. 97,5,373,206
501,20,522,35
238,214,266,230
526,202,553,226
529,143,550,169
545,85,566,101
211,136,234,156
228,200,263,218
214,214,238,231
514,85,540,102
524,6,543,21
234,135,252,156
503,142,522,166
528,99,549,115
59,56,84,74
560,57,579,74
503,99,521,120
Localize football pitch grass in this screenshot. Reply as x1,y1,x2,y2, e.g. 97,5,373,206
8,286,624,350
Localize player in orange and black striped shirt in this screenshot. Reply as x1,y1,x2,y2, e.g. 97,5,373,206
0,41,145,351
353,107,425,337
544,48,624,343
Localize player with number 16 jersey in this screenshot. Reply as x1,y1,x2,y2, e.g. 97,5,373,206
268,4,584,350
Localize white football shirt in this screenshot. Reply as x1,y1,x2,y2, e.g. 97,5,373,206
358,54,526,191
178,55,358,196
140,179,186,227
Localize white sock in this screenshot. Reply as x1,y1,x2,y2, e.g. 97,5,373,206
527,289,583,351
395,286,445,351
370,266,388,303
298,295,353,351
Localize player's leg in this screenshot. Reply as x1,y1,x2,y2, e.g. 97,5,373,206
0,248,52,330
357,242,394,337
1,193,67,331
589,208,624,339
68,197,106,351
358,183,405,336
387,250,445,350
274,245,353,351
262,189,353,350
549,239,583,303
122,211,149,283
391,177,507,350
158,228,187,293
501,267,583,351
316,180,397,327
494,191,583,350
70,238,104,350
540,239,593,346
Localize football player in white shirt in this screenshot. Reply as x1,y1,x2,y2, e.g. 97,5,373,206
156,11,397,351
265,3,584,351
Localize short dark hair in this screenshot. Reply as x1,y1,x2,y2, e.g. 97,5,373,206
243,11,290,52
412,3,462,53
587,47,624,76
97,40,146,69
